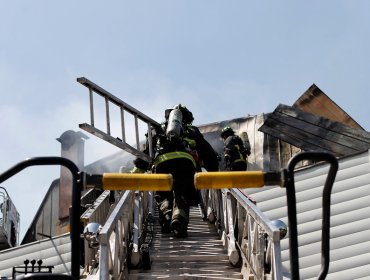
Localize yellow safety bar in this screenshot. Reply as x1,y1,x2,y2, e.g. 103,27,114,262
195,171,281,189
101,173,173,191
86,171,280,191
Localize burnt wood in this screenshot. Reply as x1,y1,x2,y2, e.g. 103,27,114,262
259,104,370,156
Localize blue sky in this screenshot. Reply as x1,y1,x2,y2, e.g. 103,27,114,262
1,1,370,239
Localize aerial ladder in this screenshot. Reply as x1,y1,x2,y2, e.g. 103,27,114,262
74,78,339,280
75,77,284,279
0,78,338,280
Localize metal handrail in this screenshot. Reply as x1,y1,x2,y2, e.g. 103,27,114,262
98,190,134,279
201,187,284,280
283,151,338,280
200,151,338,280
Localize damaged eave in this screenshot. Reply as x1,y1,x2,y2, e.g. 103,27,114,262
258,104,370,157
293,84,364,130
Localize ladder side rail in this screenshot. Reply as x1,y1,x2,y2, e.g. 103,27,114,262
98,190,134,280
224,190,239,266
79,124,153,162
77,77,160,127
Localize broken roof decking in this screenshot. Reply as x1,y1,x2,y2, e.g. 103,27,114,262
259,104,370,157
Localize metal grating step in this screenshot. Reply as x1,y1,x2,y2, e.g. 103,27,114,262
128,205,243,279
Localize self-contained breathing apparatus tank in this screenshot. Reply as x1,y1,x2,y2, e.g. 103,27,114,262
165,108,183,142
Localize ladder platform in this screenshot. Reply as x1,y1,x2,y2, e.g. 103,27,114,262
129,206,243,279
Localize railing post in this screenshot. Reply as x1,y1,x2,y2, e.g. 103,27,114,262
225,191,239,265
99,244,110,279
131,191,141,267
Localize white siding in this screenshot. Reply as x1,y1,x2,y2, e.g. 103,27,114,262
245,150,370,279
0,233,71,278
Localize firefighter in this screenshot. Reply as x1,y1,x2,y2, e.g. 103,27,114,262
132,104,219,238
220,126,250,171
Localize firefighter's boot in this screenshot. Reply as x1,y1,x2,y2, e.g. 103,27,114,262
159,210,172,233
171,205,189,238
171,216,188,238
158,199,172,234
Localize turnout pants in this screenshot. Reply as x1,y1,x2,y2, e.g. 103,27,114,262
154,158,198,231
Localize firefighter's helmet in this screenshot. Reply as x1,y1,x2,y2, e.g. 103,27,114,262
221,126,234,139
